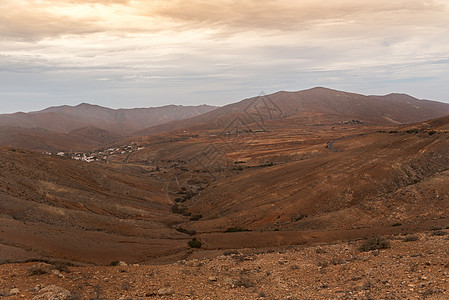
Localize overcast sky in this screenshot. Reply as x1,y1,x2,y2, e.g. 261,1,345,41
1,0,449,113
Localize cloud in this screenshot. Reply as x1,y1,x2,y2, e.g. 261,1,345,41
0,0,449,113
147,0,448,33
1,0,448,41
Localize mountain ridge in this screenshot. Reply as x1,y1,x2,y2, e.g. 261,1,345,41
132,87,449,136
0,103,218,135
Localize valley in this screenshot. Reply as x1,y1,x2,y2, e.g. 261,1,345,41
1,88,449,298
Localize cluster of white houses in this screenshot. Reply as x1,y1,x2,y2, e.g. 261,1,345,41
46,143,145,163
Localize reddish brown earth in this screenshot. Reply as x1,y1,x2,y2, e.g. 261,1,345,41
2,88,449,298
2,114,449,266
1,231,449,299
0,147,191,265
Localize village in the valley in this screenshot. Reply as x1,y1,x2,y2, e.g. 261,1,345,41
46,143,145,163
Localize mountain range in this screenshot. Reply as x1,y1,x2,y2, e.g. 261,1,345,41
0,103,217,152
133,87,449,136
0,103,217,135
2,87,449,265
2,87,449,153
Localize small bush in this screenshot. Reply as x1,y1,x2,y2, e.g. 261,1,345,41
431,230,448,236
317,260,329,268
358,235,391,252
223,250,240,256
329,258,344,265
28,265,48,276
188,238,202,248
234,277,254,288
176,227,196,235
406,129,419,134
51,261,71,273
171,205,191,216
189,214,203,221
295,215,306,221
403,235,419,242
224,227,250,233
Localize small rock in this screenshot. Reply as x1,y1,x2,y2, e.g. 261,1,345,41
278,259,288,265
10,288,20,295
208,276,217,282
157,287,174,296
32,285,71,300
118,261,128,267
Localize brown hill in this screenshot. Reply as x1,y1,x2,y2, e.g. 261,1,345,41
180,127,449,235
0,126,106,153
68,126,123,146
122,115,449,251
0,103,217,135
0,125,125,152
0,147,191,264
134,87,449,136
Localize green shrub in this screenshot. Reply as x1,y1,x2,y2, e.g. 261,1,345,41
188,238,202,248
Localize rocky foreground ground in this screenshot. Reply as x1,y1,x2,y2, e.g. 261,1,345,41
1,230,449,300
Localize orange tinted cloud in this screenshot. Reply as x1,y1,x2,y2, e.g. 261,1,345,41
1,0,448,39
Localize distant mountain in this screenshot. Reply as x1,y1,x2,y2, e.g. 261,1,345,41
134,87,449,136
0,103,217,135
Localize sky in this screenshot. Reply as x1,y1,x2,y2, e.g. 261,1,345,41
1,0,449,113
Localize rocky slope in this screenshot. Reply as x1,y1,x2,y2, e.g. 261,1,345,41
1,230,448,299
0,147,190,265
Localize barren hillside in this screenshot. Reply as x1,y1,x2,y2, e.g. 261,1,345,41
134,87,449,136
